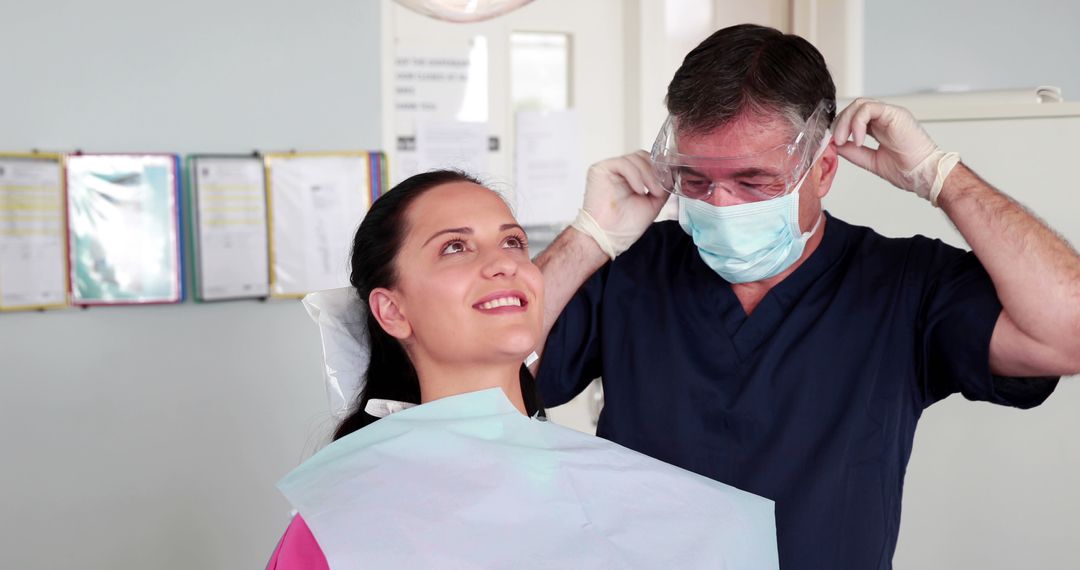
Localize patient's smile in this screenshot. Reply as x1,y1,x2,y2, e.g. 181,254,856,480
473,292,528,313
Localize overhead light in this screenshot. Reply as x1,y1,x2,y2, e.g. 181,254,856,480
392,0,534,23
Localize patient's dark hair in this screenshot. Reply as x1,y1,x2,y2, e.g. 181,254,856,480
332,170,544,441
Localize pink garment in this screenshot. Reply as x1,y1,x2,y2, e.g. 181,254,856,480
266,515,329,570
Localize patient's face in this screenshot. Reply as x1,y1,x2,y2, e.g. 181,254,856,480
392,181,543,365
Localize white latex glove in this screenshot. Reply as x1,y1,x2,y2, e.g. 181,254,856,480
571,150,669,258
832,98,960,206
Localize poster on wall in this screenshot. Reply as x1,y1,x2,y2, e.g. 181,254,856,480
393,37,490,183
514,109,584,226
66,154,183,306
264,152,374,298
415,119,489,177
0,154,68,311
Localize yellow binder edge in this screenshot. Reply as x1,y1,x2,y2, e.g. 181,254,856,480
0,152,70,312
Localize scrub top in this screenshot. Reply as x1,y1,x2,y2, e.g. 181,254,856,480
537,212,1059,570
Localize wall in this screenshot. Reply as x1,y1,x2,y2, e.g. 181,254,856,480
0,1,380,568
864,0,1080,98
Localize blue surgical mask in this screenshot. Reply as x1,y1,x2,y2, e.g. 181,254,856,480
678,186,823,284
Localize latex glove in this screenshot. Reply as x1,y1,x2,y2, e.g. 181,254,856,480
832,98,960,206
571,150,669,259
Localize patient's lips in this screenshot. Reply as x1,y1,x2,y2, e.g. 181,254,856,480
473,290,528,314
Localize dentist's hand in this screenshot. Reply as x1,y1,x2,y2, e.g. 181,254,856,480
832,98,960,205
573,151,670,258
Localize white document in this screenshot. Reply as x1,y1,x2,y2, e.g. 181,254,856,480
266,154,371,297
191,156,270,301
514,109,585,226
279,388,779,570
0,156,67,309
393,39,489,184
415,119,489,176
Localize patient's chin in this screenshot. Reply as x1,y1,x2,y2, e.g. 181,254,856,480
487,327,540,361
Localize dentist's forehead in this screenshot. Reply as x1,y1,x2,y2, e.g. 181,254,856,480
676,111,795,157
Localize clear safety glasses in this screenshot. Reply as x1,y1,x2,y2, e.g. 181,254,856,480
650,100,835,203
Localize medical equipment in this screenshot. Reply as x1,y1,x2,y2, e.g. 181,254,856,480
651,100,835,203
393,0,533,23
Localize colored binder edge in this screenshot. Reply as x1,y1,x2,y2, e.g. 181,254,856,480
0,152,70,312
186,154,271,303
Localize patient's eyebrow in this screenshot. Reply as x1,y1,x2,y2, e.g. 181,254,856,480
423,224,527,247
500,223,526,235
423,227,472,247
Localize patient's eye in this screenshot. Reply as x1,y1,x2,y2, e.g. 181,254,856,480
440,239,468,255
503,234,527,249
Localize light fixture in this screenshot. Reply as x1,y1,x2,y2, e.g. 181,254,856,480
392,0,534,23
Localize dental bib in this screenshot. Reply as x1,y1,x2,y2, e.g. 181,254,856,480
279,388,779,569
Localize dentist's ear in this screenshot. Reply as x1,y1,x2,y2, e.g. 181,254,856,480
815,141,840,199
369,288,412,340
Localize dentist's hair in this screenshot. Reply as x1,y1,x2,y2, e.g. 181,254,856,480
332,170,543,441
665,23,836,137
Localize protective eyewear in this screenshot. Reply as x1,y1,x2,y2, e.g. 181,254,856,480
650,100,835,203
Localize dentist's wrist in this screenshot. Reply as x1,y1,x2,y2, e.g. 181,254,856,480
570,208,618,259
929,152,962,208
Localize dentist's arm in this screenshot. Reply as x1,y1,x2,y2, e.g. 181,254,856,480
833,99,1080,377
530,151,668,371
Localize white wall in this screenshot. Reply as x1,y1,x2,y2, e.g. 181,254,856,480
864,0,1080,99
0,1,380,568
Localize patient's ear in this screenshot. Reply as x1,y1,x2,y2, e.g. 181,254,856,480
369,288,412,340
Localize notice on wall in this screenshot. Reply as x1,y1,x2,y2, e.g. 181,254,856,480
190,156,270,301
265,153,372,298
514,109,585,226
0,155,67,310
393,37,489,183
416,119,489,178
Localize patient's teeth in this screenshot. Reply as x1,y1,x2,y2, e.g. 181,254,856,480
478,296,523,310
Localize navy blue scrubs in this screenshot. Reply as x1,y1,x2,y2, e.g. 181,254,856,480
537,213,1058,570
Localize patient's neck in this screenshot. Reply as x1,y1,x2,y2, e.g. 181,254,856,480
413,359,527,415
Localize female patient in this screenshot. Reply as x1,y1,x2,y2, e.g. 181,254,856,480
268,170,777,569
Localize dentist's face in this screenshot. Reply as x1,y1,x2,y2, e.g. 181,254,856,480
677,111,838,231
390,182,544,366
